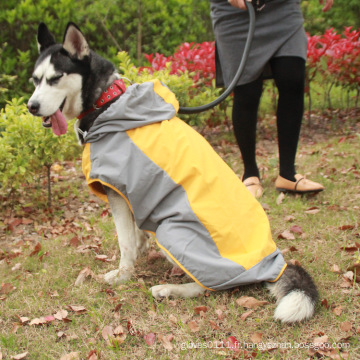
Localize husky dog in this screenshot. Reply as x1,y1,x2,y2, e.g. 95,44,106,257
28,23,318,323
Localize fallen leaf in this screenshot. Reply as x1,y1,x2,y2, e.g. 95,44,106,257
57,331,66,339
194,306,208,314
215,309,223,321
101,325,126,347
209,320,220,330
127,320,139,335
332,306,343,316
168,314,177,325
290,225,303,234
87,350,98,360
11,352,29,360
29,242,41,257
343,271,354,281
54,309,69,321
223,336,240,350
340,321,352,332
11,263,21,271
305,207,320,215
250,332,263,344
285,215,296,222
240,310,254,321
101,326,114,346
16,316,30,325
68,305,87,314
170,266,185,277
144,332,156,346
276,192,285,205
158,334,174,351
69,236,80,247
321,299,330,309
0,283,16,295
59,352,79,360
236,296,269,309
95,254,110,262
277,230,295,240
331,264,341,273
188,320,200,332
338,225,355,231
147,250,166,263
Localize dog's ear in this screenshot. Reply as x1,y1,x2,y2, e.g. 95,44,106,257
37,23,56,53
62,22,90,60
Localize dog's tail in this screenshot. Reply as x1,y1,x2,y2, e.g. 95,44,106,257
267,264,318,323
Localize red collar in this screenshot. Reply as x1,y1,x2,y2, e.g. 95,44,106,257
77,79,126,120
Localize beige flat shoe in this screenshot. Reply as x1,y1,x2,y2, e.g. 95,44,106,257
275,174,324,194
243,176,263,199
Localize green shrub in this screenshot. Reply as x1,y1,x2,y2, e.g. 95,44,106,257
117,51,231,127
0,98,80,204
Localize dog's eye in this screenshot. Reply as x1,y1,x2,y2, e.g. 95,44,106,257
32,76,40,86
47,74,64,85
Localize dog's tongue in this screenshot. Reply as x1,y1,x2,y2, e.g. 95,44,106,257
51,109,67,136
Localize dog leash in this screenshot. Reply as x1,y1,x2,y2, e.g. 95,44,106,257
178,1,255,114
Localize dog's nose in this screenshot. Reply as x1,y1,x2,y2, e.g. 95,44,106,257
27,101,40,115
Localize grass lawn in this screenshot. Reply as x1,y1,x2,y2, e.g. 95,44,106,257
0,114,359,359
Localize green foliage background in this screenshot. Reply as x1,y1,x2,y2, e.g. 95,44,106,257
1,0,359,107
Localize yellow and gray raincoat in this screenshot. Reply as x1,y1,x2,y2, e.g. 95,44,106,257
82,80,286,291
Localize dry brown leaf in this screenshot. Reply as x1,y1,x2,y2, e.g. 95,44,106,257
87,350,98,360
170,266,185,277
168,314,177,325
321,299,330,309
54,309,69,321
240,310,254,321
194,306,208,314
276,192,285,205
340,321,352,332
59,352,79,360
0,283,16,295
101,325,114,346
57,331,66,339
209,320,220,330
277,230,295,240
343,271,354,281
68,305,87,314
147,250,166,263
338,225,355,231
11,352,29,360
16,316,30,325
158,334,174,351
144,332,156,346
285,215,296,222
250,332,263,344
188,320,200,332
305,207,320,215
290,225,303,234
215,309,223,321
29,242,41,257
332,306,343,316
236,296,269,309
331,264,342,273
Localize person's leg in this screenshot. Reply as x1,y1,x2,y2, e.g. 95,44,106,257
232,77,263,181
270,56,305,182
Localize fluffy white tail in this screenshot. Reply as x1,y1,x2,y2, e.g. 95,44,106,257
267,264,318,323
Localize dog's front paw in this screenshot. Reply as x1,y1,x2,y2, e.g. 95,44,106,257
104,269,132,286
150,284,173,298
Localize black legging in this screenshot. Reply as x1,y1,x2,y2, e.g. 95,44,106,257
232,56,305,182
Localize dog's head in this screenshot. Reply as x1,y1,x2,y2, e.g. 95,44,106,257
27,23,92,135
